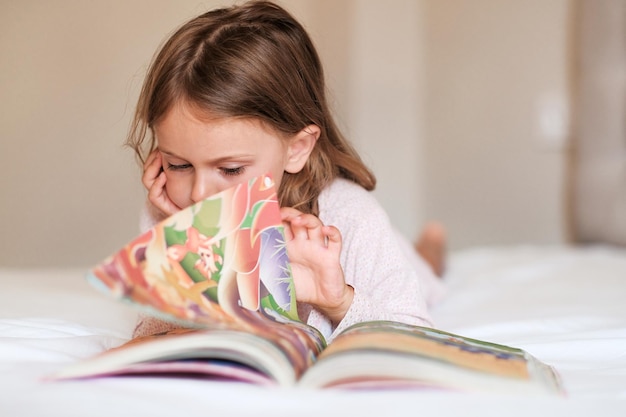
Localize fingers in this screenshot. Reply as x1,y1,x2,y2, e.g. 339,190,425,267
147,170,167,203
280,207,299,241
280,207,303,223
142,150,180,217
142,150,163,190
281,208,322,241
322,225,342,252
292,214,324,241
280,207,341,249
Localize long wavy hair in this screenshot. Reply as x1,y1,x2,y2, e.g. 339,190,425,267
126,0,376,214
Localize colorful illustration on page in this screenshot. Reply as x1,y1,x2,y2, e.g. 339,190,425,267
88,174,299,327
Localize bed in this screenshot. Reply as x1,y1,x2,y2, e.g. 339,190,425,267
1,243,626,416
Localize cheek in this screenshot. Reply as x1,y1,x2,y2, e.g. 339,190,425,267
271,170,285,189
164,175,190,208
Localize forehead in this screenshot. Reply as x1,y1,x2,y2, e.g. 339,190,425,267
155,105,287,156
158,101,286,135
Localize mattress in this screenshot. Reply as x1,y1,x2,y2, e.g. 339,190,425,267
1,244,625,416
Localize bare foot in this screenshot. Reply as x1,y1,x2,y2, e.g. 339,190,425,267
415,222,447,277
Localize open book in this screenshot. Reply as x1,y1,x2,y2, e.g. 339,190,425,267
53,174,564,394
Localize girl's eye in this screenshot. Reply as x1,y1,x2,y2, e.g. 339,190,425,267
166,162,192,171
220,167,245,176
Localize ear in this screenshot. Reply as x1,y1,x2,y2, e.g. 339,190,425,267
284,124,320,174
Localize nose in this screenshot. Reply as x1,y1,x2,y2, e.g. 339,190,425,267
190,173,215,204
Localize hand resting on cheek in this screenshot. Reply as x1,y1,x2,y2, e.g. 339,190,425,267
142,150,182,219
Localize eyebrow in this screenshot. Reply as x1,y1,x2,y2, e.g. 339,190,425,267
158,147,254,164
158,148,184,159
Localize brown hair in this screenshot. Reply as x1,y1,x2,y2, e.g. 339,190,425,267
126,0,375,214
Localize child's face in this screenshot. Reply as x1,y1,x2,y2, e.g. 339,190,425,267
154,105,295,210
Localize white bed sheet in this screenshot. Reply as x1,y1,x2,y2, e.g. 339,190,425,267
1,245,625,416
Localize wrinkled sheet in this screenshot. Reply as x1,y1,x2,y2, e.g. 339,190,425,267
1,245,625,416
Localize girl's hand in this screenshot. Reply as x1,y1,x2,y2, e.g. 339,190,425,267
142,151,181,218
280,207,354,325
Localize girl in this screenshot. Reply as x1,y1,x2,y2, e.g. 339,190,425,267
127,0,445,342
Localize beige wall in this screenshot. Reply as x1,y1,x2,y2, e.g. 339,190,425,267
420,0,573,248
0,0,573,267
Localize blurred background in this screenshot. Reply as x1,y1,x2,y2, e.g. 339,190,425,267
1,0,622,267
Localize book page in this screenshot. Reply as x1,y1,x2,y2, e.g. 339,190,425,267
321,321,530,379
